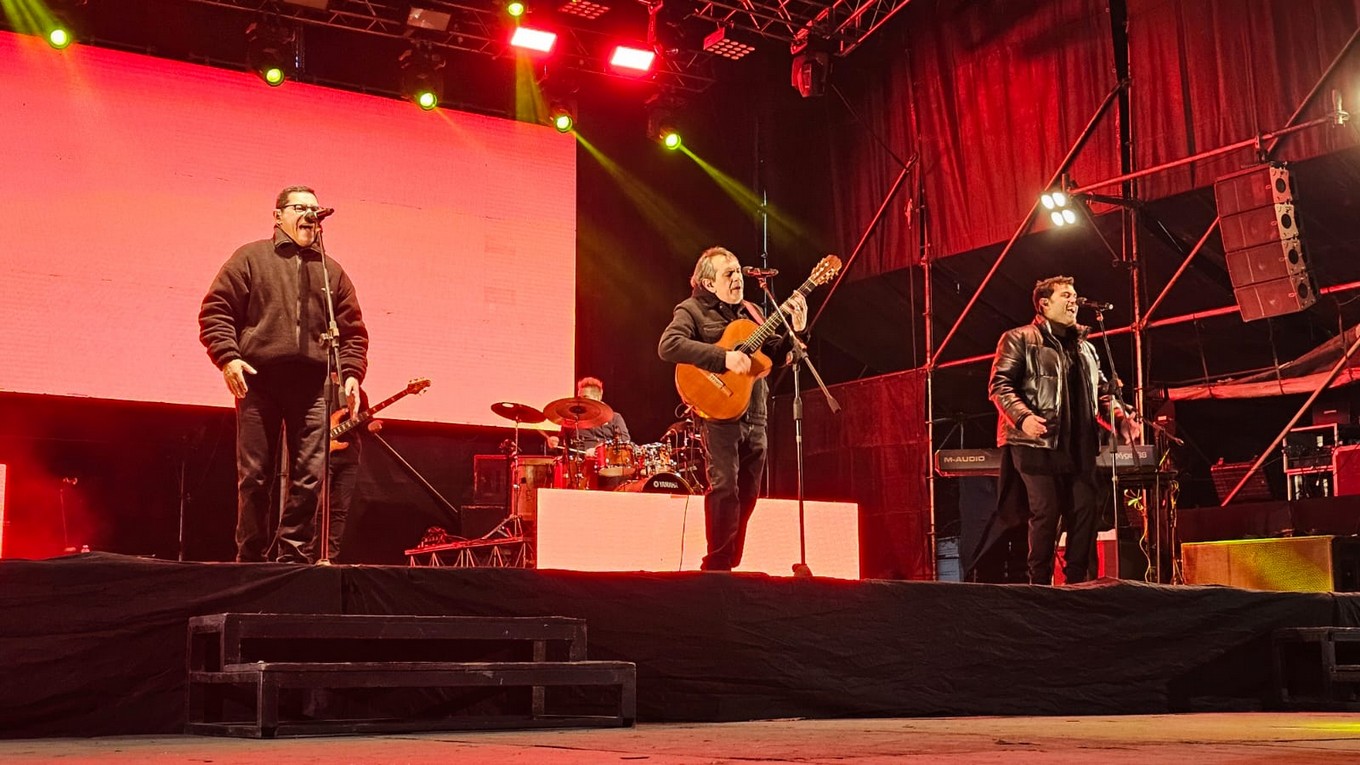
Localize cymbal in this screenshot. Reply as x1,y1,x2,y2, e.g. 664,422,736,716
542,396,613,429
491,401,545,424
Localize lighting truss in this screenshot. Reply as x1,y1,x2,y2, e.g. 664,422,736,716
177,0,716,92
690,0,916,56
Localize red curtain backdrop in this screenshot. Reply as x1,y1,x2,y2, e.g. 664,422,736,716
771,369,931,580
830,0,1360,277
831,0,1120,278
1128,0,1360,199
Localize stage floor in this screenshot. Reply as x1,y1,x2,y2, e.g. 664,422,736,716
4,553,1360,738
3,714,1360,763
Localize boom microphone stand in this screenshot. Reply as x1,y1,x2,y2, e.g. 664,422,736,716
754,275,840,578
311,211,344,566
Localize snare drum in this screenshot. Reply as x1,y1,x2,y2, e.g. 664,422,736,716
595,439,636,477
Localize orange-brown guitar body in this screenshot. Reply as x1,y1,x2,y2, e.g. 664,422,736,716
674,318,772,420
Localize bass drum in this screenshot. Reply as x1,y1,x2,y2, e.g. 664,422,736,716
614,471,695,494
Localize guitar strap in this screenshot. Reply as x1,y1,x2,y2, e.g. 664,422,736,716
741,300,765,325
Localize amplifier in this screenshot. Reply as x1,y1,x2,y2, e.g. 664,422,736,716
1182,536,1360,592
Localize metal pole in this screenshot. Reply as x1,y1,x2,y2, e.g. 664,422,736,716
1222,327,1360,505
1264,24,1360,158
931,79,1128,367
807,162,914,332
1072,117,1335,195
1139,218,1220,329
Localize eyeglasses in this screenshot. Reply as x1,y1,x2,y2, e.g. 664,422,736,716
279,204,321,214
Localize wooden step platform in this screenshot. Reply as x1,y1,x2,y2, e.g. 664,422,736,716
1272,627,1360,710
186,613,635,737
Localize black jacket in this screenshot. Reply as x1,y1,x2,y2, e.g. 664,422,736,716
199,227,369,382
988,316,1125,449
658,287,790,424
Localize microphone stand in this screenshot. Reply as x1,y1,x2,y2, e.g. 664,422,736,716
313,217,343,566
754,276,840,579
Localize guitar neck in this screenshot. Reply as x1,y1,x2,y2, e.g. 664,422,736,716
333,389,409,437
736,278,816,354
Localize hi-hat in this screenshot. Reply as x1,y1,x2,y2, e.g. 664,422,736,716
543,396,613,429
491,401,545,424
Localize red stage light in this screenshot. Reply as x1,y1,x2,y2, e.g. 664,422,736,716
510,26,556,53
609,45,655,73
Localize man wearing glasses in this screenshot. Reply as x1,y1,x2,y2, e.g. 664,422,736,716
199,186,369,563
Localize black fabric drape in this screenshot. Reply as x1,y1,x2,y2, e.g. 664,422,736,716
770,369,932,579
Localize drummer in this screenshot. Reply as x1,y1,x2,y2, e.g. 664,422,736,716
548,377,630,451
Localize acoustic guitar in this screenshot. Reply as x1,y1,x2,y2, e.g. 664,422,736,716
674,255,841,420
330,377,431,451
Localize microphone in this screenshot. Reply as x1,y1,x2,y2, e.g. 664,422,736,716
742,266,779,278
302,207,336,223
1077,297,1114,311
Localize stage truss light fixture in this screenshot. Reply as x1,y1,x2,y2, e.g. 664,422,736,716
246,20,297,87
400,46,446,110
610,45,655,74
510,26,557,53
506,1,526,18
702,27,754,60
406,7,452,31
791,50,828,98
558,0,610,20
1040,189,1079,227
549,101,575,132
646,102,681,150
46,25,72,49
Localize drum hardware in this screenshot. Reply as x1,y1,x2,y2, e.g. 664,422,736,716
488,401,552,541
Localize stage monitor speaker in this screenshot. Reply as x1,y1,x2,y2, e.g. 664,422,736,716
472,454,508,504
1182,535,1360,592
1233,274,1317,322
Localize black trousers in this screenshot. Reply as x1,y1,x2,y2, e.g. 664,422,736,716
1017,468,1098,585
234,363,328,563
700,417,767,571
306,430,361,561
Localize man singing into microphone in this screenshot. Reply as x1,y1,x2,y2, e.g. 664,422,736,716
659,247,807,571
987,276,1137,584
199,186,369,563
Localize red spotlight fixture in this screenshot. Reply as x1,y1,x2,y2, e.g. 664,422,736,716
510,26,557,53
610,45,655,74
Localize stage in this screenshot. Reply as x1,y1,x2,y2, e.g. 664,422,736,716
4,553,1360,739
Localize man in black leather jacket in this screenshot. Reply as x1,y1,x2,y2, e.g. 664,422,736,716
988,275,1138,584
659,247,807,571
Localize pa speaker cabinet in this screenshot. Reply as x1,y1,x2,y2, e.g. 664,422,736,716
1182,536,1360,592
1225,237,1306,288
1220,203,1299,251
1234,273,1316,322
1214,164,1294,216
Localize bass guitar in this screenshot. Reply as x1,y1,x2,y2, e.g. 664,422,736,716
674,255,841,420
330,377,431,451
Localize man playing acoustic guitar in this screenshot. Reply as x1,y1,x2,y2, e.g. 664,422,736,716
659,247,807,571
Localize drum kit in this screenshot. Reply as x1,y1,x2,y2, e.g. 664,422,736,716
491,397,706,495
